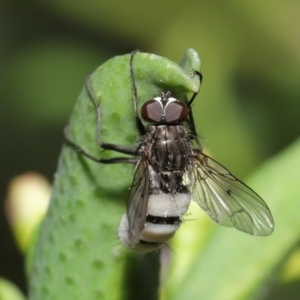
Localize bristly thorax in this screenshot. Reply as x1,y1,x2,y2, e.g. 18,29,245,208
139,125,192,194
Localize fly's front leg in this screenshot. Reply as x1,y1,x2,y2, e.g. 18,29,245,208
187,70,203,108
130,50,147,136
85,75,137,155
64,125,137,164
187,70,203,147
64,75,138,164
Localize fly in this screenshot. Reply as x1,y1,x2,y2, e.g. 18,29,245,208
65,51,274,252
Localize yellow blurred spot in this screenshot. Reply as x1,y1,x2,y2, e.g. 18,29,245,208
5,172,51,253
0,277,26,300
281,248,300,283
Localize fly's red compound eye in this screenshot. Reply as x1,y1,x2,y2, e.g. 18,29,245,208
141,99,163,123
141,97,189,124
164,101,189,124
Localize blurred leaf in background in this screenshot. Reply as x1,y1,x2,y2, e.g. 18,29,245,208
1,0,300,299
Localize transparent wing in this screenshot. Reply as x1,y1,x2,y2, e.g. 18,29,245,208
126,159,150,243
190,152,274,236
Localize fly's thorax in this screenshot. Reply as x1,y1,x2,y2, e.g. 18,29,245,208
142,125,192,172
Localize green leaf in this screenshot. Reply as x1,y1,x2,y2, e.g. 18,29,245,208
162,138,300,300
28,50,200,300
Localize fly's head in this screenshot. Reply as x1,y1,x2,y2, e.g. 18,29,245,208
141,92,189,125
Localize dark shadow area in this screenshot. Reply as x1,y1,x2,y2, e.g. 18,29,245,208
122,251,160,300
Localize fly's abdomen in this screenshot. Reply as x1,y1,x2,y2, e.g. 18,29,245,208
140,192,191,241
118,192,191,252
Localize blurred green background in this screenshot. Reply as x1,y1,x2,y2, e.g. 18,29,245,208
1,0,300,298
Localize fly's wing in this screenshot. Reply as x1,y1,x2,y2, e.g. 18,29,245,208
190,152,274,236
126,159,150,244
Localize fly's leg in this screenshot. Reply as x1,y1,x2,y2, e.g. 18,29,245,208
85,75,137,155
130,50,147,136
64,126,137,164
187,70,203,107
64,74,139,164
187,70,203,148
